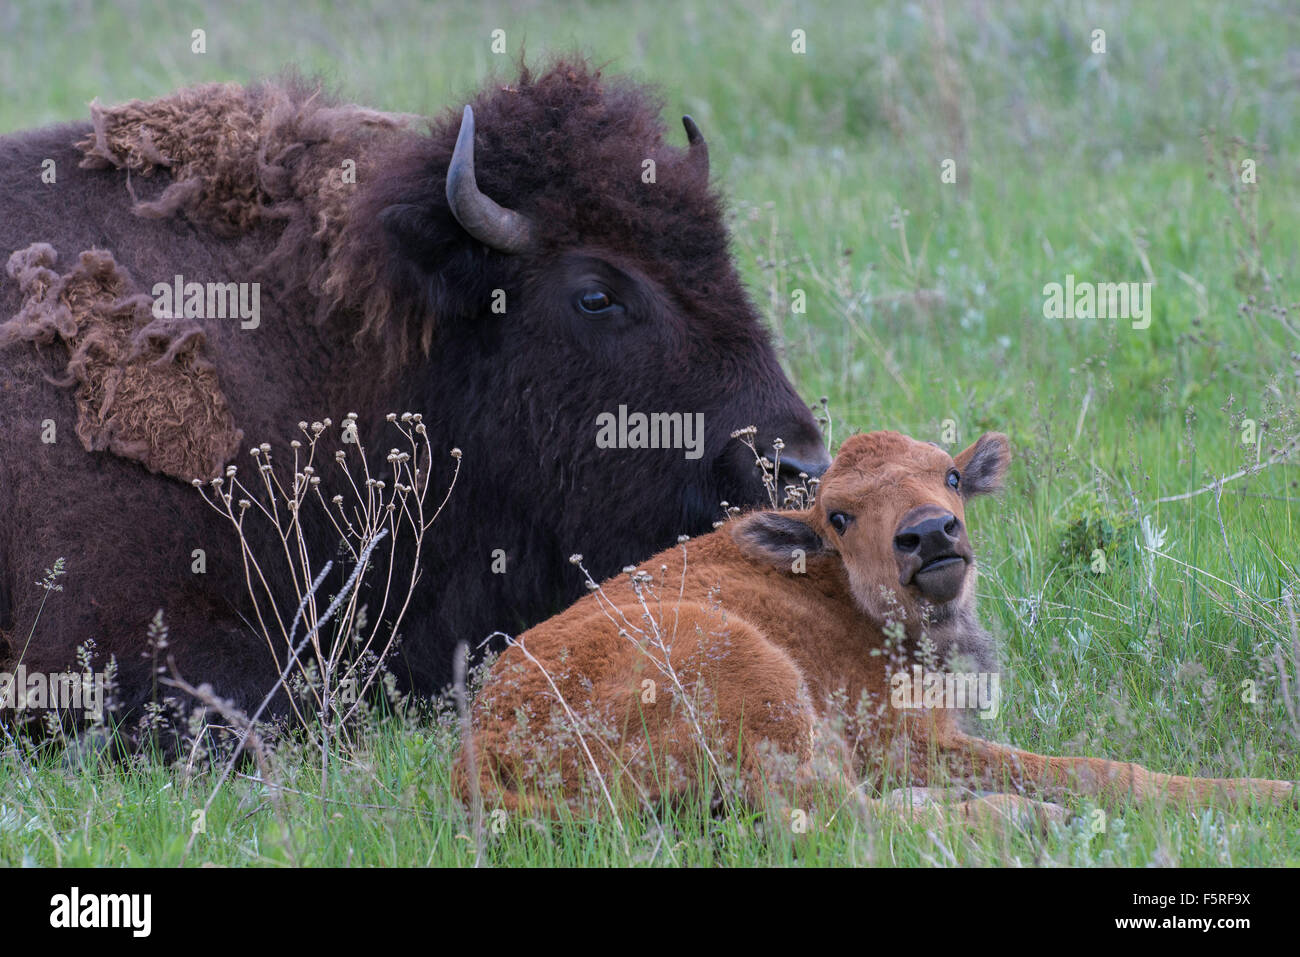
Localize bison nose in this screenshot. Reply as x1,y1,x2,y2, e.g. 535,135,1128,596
894,510,968,604
893,513,961,561
774,443,832,480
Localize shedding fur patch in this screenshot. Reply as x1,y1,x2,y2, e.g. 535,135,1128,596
1,243,243,481
75,81,415,319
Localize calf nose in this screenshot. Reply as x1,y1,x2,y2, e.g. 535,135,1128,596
894,512,961,562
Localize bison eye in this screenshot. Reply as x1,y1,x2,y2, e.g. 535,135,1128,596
828,511,853,535
577,289,615,314
947,468,961,491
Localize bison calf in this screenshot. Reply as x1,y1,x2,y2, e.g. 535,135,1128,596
458,430,1295,820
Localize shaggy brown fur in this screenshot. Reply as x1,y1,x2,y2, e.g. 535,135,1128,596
63,65,739,367
459,430,1297,819
1,243,241,480
75,79,417,357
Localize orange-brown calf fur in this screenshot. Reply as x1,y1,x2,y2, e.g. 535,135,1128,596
457,430,1296,817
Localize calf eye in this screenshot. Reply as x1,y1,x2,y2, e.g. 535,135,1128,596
947,468,961,491
577,289,615,314
828,511,853,535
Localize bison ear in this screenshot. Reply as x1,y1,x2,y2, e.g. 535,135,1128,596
376,198,502,324
731,511,827,570
379,201,454,260
953,432,1010,497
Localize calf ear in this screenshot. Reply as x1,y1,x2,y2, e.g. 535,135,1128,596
731,512,827,571
953,432,1011,497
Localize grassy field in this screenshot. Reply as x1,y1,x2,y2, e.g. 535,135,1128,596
1,0,1298,866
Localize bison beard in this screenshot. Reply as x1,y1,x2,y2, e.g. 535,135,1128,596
0,59,829,729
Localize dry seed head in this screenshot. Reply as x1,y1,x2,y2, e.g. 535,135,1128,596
569,554,583,565
450,447,462,458
385,413,397,422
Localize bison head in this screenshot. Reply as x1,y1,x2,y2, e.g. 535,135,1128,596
340,61,829,585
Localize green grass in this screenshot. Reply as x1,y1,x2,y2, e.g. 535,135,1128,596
1,0,1298,865
4,712,1295,867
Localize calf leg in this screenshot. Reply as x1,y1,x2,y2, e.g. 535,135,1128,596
934,724,1295,808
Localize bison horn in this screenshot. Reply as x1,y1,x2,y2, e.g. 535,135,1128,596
446,105,535,254
682,115,709,179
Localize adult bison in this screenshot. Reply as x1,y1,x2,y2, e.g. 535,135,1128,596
0,60,829,722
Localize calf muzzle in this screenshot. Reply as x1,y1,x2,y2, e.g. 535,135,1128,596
893,507,970,603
